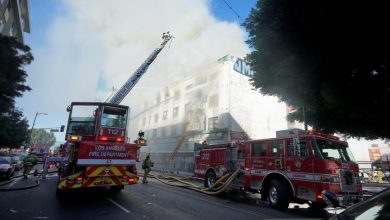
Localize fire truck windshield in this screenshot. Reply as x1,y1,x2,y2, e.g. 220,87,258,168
100,106,127,129
68,105,97,136
312,138,356,162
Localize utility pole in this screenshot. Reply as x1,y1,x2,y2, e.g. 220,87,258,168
29,112,47,148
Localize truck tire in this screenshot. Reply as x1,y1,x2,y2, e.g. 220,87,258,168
110,185,124,192
56,176,64,198
205,170,216,188
308,201,327,209
268,180,289,210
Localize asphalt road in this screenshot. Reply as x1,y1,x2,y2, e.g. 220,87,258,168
0,173,336,220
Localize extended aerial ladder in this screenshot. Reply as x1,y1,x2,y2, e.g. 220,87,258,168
109,32,173,104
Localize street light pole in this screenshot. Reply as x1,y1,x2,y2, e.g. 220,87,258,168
29,112,48,148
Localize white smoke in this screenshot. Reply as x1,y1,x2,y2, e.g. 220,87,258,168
17,0,250,138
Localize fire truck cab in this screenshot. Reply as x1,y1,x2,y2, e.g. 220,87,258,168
57,102,141,194
195,129,363,210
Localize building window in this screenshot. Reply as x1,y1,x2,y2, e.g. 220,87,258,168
195,75,207,85
3,4,10,23
185,84,193,90
208,94,219,108
156,94,161,104
0,19,3,32
171,125,177,136
174,90,180,100
186,110,193,121
163,110,168,120
161,127,166,137
208,117,218,130
252,143,266,157
152,129,157,137
154,113,159,123
9,22,15,36
173,107,179,118
165,89,170,100
142,117,146,126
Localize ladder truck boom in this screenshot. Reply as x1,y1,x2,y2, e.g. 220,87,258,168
109,32,173,104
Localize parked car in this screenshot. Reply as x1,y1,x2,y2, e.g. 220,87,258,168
329,187,390,220
0,157,15,180
11,156,24,170
11,152,28,160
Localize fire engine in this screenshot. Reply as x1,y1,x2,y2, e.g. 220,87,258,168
195,128,363,209
56,33,172,195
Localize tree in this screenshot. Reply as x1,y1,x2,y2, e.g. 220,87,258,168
244,1,390,139
31,129,56,148
0,107,29,148
0,35,33,114
0,35,33,147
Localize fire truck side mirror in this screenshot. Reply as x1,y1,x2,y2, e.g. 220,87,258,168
60,125,65,132
66,105,71,112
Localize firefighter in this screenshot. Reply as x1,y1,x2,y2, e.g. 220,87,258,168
142,153,152,183
23,150,39,178
378,167,383,184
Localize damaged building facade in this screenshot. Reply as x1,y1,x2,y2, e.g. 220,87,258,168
128,55,288,174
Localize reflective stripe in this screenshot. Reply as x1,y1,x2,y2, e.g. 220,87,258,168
86,166,128,177
250,169,325,182
77,159,136,165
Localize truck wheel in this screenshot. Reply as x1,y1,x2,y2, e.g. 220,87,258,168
268,180,289,210
56,187,64,198
308,201,327,209
110,185,124,192
205,170,216,188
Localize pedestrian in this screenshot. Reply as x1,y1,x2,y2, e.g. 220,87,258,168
23,150,38,178
142,153,152,183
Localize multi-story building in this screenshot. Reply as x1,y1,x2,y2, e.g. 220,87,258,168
127,55,288,173
0,0,30,43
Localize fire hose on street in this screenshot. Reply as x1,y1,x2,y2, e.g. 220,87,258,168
139,168,242,195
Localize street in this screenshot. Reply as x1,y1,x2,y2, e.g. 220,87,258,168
0,171,336,220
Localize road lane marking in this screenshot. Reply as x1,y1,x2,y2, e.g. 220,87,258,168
108,198,130,213
8,178,20,188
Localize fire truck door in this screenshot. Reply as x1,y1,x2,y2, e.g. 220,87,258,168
250,142,267,189
284,137,316,201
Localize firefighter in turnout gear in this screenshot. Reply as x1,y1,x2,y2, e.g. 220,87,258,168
142,154,152,183
23,150,38,178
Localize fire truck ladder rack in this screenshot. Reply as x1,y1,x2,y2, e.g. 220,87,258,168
108,32,173,105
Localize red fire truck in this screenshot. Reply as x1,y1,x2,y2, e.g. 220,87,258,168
56,102,141,194
195,129,363,209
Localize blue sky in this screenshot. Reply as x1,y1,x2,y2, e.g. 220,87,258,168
18,0,258,144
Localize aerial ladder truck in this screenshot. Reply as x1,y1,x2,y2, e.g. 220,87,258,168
54,32,173,195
